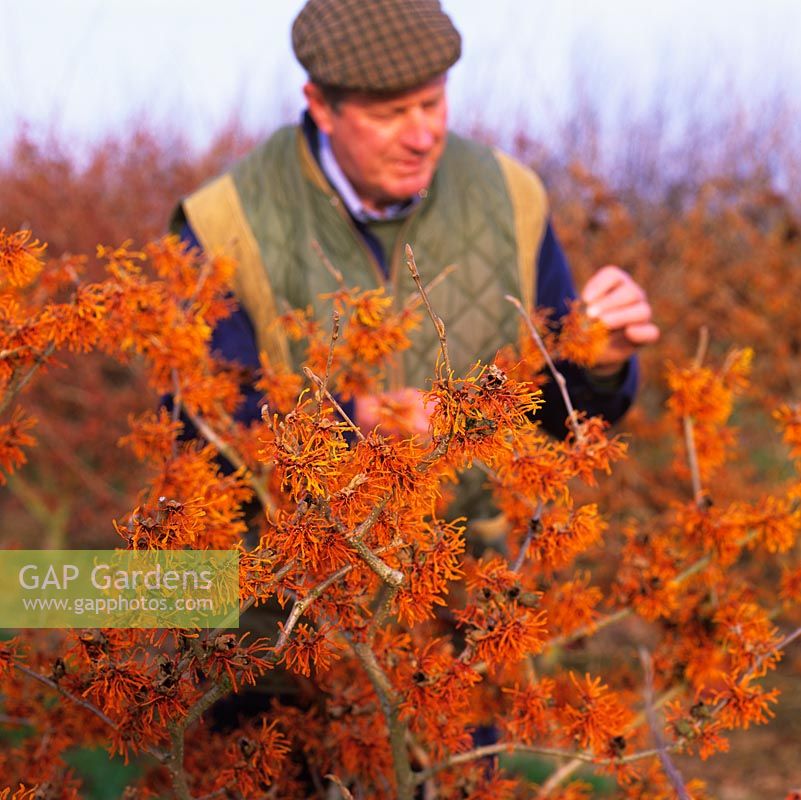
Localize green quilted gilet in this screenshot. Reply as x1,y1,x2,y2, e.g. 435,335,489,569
227,126,530,387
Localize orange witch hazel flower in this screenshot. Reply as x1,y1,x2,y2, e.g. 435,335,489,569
557,300,609,367
0,408,37,484
528,503,607,571
277,622,344,677
256,352,303,415
456,555,548,666
774,403,801,459
712,673,779,730
665,699,730,760
214,718,291,795
397,518,465,625
0,787,37,800
259,399,349,500
559,672,633,755
502,677,556,742
666,347,752,479
425,361,542,467
0,637,22,680
565,414,628,485
0,229,46,288
666,348,752,424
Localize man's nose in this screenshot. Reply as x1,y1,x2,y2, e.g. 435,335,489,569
401,108,436,152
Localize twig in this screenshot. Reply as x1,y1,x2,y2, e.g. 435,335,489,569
187,250,216,304
0,342,56,418
350,640,414,799
367,583,400,638
312,239,345,287
0,346,32,360
402,263,458,312
273,563,354,653
178,675,232,732
505,295,582,441
317,494,401,585
774,624,801,655
415,742,670,785
186,409,275,515
316,311,340,421
351,492,392,542
13,662,169,764
683,415,705,506
546,608,631,650
405,244,451,377
195,788,231,800
694,326,709,366
325,774,356,800
684,327,709,506
512,501,543,571
349,537,404,587
640,648,689,799
14,663,119,734
303,366,365,442
0,714,33,727
170,368,183,459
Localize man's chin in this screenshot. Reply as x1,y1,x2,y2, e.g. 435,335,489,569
386,174,433,201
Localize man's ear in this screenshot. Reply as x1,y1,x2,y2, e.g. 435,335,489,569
303,83,336,135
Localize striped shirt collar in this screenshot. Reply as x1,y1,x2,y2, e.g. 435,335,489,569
318,130,421,223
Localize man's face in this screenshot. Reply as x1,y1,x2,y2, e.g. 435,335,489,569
305,76,448,213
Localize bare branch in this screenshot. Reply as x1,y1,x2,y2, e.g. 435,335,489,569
694,326,709,366
325,774,356,800
403,263,458,311
684,326,710,506
350,640,414,799
186,409,275,515
0,342,56,418
304,366,365,442
405,244,451,377
512,500,543,572
274,563,354,653
505,294,582,441
350,537,404,587
640,648,689,799
13,662,168,764
416,741,671,785
312,239,345,287
316,310,341,421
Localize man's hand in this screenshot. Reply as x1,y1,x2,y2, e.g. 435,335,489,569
581,265,660,377
354,387,432,436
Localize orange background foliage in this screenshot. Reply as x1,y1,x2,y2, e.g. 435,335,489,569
1,119,801,799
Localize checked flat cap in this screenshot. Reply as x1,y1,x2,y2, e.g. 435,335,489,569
292,0,462,92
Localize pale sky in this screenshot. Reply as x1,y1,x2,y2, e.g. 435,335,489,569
2,0,800,152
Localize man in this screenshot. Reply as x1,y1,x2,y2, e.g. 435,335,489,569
172,0,658,445
171,0,659,737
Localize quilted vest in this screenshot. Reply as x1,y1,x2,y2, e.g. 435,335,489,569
175,126,550,533
175,125,549,389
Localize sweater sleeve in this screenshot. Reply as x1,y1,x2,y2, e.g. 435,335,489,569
533,221,639,439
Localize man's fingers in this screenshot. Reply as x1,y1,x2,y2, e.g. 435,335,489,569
585,282,645,319
594,300,653,331
581,265,628,304
624,322,661,345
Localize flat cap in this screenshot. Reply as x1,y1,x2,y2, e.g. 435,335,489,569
292,0,462,93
